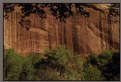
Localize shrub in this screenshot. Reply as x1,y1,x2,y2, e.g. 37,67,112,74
99,51,120,81
4,49,24,80
37,66,60,80
37,45,83,80
83,53,103,80
4,48,119,81
19,53,41,80
4,49,41,81
98,50,113,66
83,64,103,80
4,46,83,80
83,50,120,81
86,53,99,66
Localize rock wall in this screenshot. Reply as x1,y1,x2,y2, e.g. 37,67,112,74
4,6,119,56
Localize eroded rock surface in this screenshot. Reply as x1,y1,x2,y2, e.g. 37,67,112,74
4,5,119,56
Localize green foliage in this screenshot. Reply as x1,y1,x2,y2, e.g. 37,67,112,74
19,54,40,80
98,50,113,66
4,48,120,81
83,64,103,80
83,50,120,81
86,53,99,66
4,49,40,80
43,45,69,69
99,51,120,81
4,49,25,80
38,45,83,80
4,46,83,80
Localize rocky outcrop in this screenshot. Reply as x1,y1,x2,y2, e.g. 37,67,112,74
4,5,119,56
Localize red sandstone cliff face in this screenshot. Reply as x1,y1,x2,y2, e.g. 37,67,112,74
4,6,119,56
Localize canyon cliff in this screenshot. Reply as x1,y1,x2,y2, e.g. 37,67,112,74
4,4,119,57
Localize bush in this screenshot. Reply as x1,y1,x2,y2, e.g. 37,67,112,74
4,49,41,80
19,53,40,80
4,49,24,80
86,53,99,66
37,45,83,80
4,48,119,81
83,64,103,80
4,46,84,80
98,50,113,66
83,50,120,81
99,51,120,81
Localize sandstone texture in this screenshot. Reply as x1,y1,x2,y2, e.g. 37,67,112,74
4,5,119,56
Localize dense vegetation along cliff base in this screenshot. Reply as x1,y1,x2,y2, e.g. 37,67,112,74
4,46,120,80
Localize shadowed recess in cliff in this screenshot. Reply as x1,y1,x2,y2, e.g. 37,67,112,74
107,15,113,49
99,12,103,52
64,23,67,45
72,13,80,54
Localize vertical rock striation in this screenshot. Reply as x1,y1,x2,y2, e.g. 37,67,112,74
4,5,119,56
